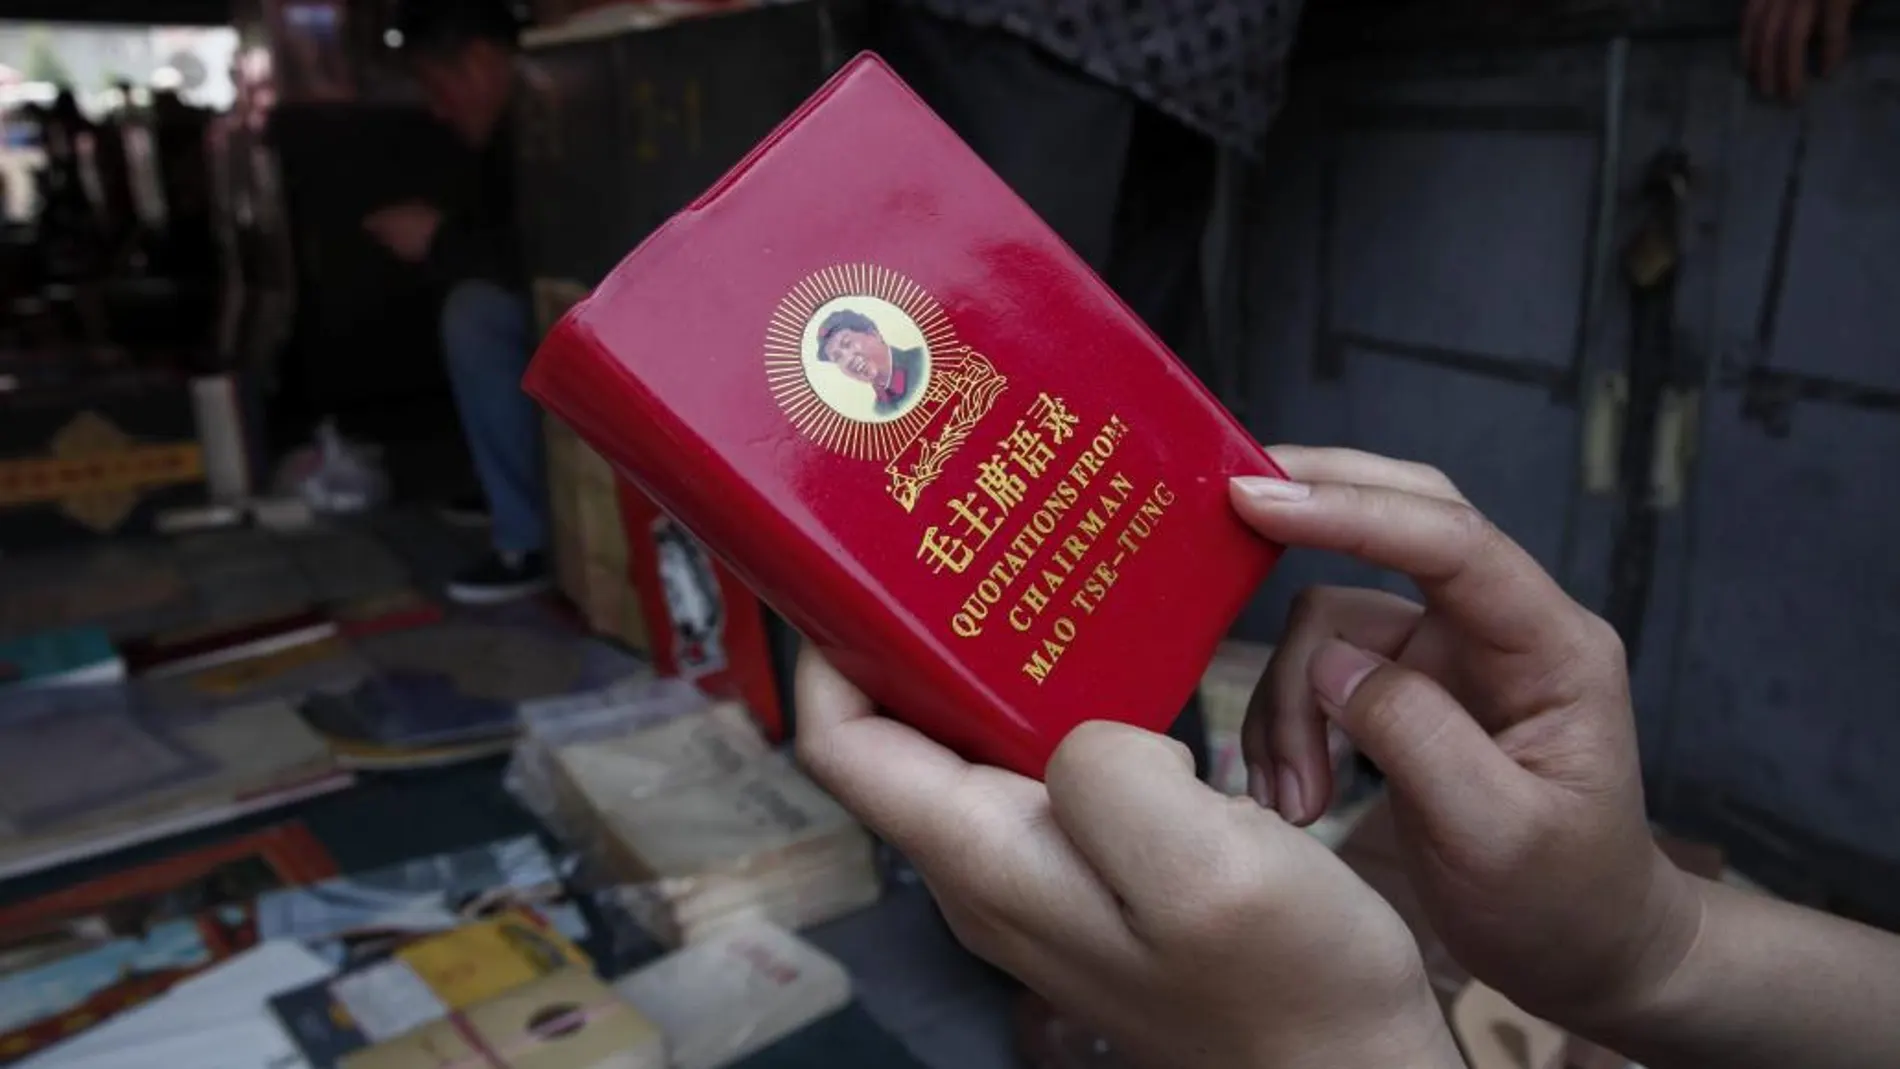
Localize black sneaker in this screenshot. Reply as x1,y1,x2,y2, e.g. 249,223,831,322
436,493,492,528
446,551,552,605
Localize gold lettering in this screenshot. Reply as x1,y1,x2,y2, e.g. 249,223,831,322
1022,619,1076,685
1024,647,1057,684
1070,560,1120,617
938,409,1154,667
918,526,973,575
947,491,1000,543
1011,583,1051,632
1002,420,1056,478
1009,525,1048,559
1031,393,1079,444
1029,505,1059,537
960,589,991,621
1114,480,1173,560
976,455,1027,511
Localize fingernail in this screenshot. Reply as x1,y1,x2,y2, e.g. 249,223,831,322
1311,639,1381,713
1277,763,1305,824
1248,763,1275,809
1230,476,1310,502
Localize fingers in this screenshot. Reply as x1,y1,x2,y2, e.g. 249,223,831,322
1242,587,1424,826
1748,0,1777,95
1265,445,1468,503
1307,639,1533,839
1741,0,1770,77
792,646,1135,970
1783,0,1818,98
1045,721,1280,931
792,644,974,856
1229,476,1578,656
1821,0,1854,74
1757,0,1789,96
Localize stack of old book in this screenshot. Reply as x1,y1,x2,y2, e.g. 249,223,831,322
546,701,882,947
613,917,852,1069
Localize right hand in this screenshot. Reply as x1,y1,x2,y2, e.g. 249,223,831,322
1740,0,1861,100
362,202,443,263
793,646,1465,1069
1231,447,1703,1028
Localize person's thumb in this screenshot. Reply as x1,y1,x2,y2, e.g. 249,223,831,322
1308,638,1531,834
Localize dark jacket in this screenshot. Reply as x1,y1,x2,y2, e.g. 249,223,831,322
426,110,524,292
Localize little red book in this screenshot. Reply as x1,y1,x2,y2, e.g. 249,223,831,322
524,53,1284,777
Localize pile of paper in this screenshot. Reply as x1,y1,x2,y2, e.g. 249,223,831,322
613,918,851,1069
549,702,881,947
18,940,335,1069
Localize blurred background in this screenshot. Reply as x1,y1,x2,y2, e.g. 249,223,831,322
0,1,1894,1068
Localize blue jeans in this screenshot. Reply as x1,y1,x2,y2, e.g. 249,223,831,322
441,280,547,556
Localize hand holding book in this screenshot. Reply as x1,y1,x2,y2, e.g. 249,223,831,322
524,55,1284,777
791,613,1463,1069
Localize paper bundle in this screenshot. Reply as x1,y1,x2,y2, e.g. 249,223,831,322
549,705,880,947
613,918,851,1069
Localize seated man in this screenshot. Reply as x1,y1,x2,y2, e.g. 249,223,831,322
364,4,548,604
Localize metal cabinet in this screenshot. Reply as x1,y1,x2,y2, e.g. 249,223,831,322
1228,10,1900,915
1230,44,1637,636
1637,41,1900,908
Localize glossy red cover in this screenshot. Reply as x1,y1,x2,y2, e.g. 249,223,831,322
523,53,1283,777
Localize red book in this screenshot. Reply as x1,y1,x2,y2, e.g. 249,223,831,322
524,54,1284,777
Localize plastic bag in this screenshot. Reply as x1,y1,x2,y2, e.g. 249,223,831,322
271,419,389,515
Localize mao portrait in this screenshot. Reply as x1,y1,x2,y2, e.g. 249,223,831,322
808,306,930,422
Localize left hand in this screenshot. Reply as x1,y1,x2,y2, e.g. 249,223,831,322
1741,0,1860,100
793,647,1464,1069
363,202,442,263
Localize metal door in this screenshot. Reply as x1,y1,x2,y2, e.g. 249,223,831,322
1228,45,1638,638
1640,40,1900,882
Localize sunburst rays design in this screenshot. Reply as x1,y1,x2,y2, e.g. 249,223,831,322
764,263,959,461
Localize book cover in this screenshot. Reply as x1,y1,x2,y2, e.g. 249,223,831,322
120,609,339,680
302,611,647,750
522,54,1284,776
340,967,664,1069
269,908,590,1068
0,626,124,690
0,700,352,883
0,686,213,834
